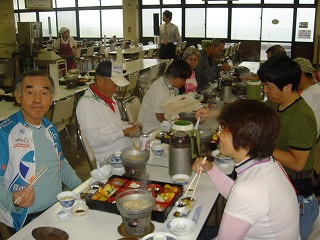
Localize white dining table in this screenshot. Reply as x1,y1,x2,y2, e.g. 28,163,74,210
8,163,221,240
108,44,159,59
123,59,169,76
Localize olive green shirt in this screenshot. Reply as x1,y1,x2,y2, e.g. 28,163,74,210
268,97,317,175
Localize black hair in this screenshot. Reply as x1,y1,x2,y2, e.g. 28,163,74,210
163,10,172,21
165,59,192,80
218,99,280,159
257,55,301,91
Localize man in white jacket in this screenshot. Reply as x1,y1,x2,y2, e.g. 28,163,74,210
76,61,141,163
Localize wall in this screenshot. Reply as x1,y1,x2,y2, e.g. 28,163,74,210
122,0,139,45
0,0,17,58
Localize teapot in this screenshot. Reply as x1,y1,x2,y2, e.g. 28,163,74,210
169,131,192,177
171,120,200,160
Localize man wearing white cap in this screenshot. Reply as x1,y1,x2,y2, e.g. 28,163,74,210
76,61,141,164
54,27,77,70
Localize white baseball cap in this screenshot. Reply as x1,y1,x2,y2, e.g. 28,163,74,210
95,61,129,87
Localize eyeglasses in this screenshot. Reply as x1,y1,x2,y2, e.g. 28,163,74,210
217,124,230,137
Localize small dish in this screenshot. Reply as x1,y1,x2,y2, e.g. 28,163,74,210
90,164,112,181
171,174,190,185
212,149,233,164
167,218,196,237
57,191,76,208
105,154,123,168
141,232,179,240
71,203,89,217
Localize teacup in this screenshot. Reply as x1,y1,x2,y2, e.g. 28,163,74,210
57,191,76,208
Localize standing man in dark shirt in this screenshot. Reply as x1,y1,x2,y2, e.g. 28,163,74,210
159,10,182,59
195,38,231,92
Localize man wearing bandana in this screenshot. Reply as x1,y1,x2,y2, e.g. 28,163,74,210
76,61,141,164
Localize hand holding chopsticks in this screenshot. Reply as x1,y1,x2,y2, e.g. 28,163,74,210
14,165,47,205
183,157,207,200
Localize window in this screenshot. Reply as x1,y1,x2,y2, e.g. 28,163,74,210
264,0,293,3
163,0,181,4
295,8,315,43
39,12,57,37
231,8,261,40
56,0,75,8
261,8,293,42
142,0,160,5
185,8,205,38
17,0,25,9
101,0,123,6
79,10,101,38
233,0,261,4
20,12,36,22
186,0,207,4
207,8,228,38
142,9,161,37
57,11,76,37
101,9,123,38
78,0,100,7
299,0,314,3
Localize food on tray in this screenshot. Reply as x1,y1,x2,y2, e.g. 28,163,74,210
109,177,127,186
156,184,178,203
122,199,153,211
91,183,117,201
153,203,167,212
147,184,161,192
124,180,143,189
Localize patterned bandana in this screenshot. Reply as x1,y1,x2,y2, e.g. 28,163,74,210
293,57,314,78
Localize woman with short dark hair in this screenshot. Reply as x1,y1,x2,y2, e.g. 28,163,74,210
193,99,299,239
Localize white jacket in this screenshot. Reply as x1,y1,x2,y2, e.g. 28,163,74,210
76,87,133,163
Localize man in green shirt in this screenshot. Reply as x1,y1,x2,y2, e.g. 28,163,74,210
258,55,317,197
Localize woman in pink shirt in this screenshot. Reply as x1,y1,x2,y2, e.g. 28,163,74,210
194,99,299,240
180,46,200,93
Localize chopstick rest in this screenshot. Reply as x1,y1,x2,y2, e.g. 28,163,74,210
14,165,47,205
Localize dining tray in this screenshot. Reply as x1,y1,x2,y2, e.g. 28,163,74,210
85,175,183,223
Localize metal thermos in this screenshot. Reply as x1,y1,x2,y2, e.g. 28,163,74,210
220,79,233,101
169,131,192,177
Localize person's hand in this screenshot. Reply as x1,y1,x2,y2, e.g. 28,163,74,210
132,121,142,129
12,185,35,208
192,157,213,173
123,125,141,138
196,108,215,119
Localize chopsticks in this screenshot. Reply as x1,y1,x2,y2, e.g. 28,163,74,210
183,157,207,200
14,165,47,205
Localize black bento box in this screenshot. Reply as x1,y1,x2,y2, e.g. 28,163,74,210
85,175,183,223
